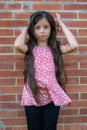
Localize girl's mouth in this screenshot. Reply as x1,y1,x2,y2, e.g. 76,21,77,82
39,35,45,38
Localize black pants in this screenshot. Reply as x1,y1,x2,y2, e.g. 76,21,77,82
24,102,60,130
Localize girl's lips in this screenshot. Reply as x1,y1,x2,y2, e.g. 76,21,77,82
39,35,45,38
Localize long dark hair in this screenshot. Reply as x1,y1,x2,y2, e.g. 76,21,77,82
24,11,67,104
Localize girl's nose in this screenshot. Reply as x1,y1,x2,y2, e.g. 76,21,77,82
40,27,44,33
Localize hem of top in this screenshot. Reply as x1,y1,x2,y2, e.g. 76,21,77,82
21,100,72,107
21,100,52,107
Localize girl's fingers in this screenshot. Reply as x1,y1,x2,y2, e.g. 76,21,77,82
56,13,61,20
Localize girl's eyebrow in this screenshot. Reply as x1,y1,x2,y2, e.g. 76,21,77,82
34,24,49,28
44,24,50,26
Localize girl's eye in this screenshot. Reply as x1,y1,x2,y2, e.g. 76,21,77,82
35,26,40,30
44,25,49,29
35,25,49,30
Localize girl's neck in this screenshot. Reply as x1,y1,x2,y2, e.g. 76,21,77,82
37,41,48,47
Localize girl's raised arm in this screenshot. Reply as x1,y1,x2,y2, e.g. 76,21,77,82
14,27,28,54
56,13,78,54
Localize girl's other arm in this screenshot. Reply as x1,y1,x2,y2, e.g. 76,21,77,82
14,27,28,54
56,13,78,54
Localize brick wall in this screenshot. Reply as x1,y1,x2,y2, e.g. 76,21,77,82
0,0,87,130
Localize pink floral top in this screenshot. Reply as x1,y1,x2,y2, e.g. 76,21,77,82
21,46,72,106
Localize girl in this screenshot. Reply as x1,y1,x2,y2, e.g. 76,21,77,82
14,11,78,130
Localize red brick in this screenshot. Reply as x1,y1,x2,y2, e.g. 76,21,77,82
57,125,63,130
0,71,23,78
5,127,12,130
0,46,13,53
0,3,6,10
0,20,28,27
66,70,87,76
66,86,87,93
0,62,13,70
67,77,78,85
81,125,87,130
0,95,15,102
70,101,87,107
79,29,87,36
15,12,31,19
80,78,87,84
79,13,87,19
64,55,79,63
1,103,22,109
0,87,22,94
64,4,87,10
0,0,10,2
64,124,81,130
16,62,24,70
79,46,87,52
48,12,77,20
77,38,87,44
0,29,13,36
17,110,25,117
58,117,63,123
0,128,4,130
12,126,22,130
0,78,15,85
65,21,87,28
17,78,24,85
64,62,78,69
80,93,87,100
21,126,27,130
61,12,77,19
76,0,87,2
0,38,15,44
0,12,12,18
69,93,79,100
18,94,22,101
80,108,87,115
7,3,21,10
64,116,87,123
12,127,22,130
0,111,16,118
60,108,78,116
64,125,71,130
80,62,87,68
14,0,41,1
47,0,74,1
2,118,26,126
64,54,87,63
15,30,21,36
0,55,24,62
33,4,61,10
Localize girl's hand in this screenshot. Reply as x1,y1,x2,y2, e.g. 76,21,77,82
56,13,62,22
56,13,62,32
21,27,28,34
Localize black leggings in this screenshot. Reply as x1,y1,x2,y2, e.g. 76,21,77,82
24,102,60,130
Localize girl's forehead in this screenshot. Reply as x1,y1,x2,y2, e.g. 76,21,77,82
35,18,50,26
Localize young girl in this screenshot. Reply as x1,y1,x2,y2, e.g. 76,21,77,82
14,11,78,130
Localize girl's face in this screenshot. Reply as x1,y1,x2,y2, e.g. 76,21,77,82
34,18,51,45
